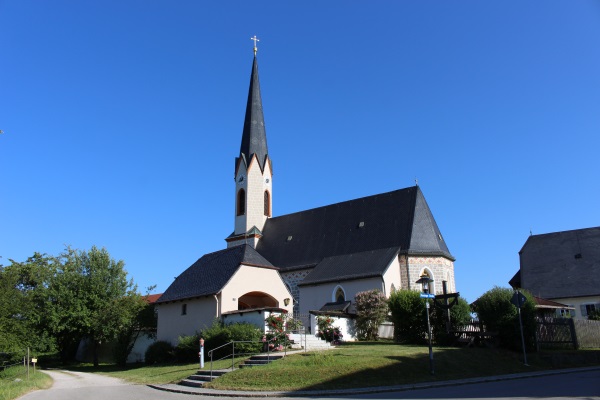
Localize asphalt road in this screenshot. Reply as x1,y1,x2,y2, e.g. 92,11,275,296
18,368,600,400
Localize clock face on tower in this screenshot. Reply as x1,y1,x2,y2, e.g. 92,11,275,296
238,176,245,183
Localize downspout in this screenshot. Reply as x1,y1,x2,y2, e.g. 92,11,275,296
213,294,219,319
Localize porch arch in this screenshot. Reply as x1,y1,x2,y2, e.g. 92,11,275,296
238,291,278,310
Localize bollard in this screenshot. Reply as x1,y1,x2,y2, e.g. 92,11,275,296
199,338,205,369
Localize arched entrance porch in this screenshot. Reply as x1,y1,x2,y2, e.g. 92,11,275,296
238,291,278,310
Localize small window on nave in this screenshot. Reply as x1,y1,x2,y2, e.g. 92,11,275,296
335,287,345,303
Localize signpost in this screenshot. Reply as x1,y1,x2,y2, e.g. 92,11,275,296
511,290,529,366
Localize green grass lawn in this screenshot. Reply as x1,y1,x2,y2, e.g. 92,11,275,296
204,343,600,391
0,365,52,400
24,344,600,395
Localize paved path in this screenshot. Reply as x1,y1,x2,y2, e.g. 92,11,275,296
18,369,189,400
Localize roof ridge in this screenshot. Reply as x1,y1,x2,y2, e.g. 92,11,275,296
268,186,418,220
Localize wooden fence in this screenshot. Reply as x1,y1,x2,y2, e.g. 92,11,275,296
574,319,600,349
536,317,600,349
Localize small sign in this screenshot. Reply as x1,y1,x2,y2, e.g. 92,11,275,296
511,291,527,308
31,358,37,363
420,293,435,299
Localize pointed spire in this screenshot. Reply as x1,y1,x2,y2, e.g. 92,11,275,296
239,42,268,170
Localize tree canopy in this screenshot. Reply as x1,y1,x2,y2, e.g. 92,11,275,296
0,247,148,366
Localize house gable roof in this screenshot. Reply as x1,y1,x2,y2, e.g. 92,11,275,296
518,226,600,299
256,186,453,271
157,245,275,303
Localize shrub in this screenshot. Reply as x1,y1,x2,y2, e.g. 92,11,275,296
355,289,388,341
472,286,536,351
197,320,262,360
145,341,174,364
315,316,342,343
173,334,201,363
588,309,600,321
388,289,428,344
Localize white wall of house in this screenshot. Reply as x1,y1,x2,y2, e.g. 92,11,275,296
127,332,156,363
156,296,218,345
221,265,292,313
551,295,600,320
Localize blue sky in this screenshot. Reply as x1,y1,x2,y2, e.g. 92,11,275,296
1,1,599,303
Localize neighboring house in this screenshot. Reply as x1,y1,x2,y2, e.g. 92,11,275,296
156,47,456,344
510,227,600,320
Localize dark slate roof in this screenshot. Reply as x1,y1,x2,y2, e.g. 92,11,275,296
518,226,600,299
299,247,400,286
319,301,351,313
238,55,269,171
157,245,275,303
256,186,453,271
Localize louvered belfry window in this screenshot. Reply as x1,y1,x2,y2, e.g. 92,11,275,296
237,189,246,216
264,190,271,216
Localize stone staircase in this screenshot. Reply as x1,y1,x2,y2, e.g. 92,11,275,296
288,333,332,350
179,336,332,388
179,369,229,388
179,354,284,388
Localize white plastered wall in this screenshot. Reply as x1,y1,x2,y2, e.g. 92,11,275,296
220,264,292,314
156,297,218,345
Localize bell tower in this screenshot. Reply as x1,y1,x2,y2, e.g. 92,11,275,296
226,37,272,248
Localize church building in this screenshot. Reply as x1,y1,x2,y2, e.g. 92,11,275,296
156,43,456,344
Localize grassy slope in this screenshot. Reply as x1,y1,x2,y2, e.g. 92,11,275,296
34,344,600,393
0,366,52,400
205,343,600,391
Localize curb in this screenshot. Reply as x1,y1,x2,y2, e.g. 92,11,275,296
148,366,600,397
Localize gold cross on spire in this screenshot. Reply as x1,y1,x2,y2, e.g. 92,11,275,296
250,35,260,55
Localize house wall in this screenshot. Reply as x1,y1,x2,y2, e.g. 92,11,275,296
221,264,292,313
551,295,600,320
156,296,218,345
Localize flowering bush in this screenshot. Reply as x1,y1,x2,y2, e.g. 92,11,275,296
316,316,343,344
265,315,285,333
355,289,388,341
265,314,287,351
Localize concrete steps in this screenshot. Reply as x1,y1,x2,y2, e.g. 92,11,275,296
239,354,284,368
179,370,229,388
180,354,285,387
288,333,332,350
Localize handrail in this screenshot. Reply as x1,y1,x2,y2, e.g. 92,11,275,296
205,329,307,380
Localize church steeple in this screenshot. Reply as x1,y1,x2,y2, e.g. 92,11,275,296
238,53,268,171
227,39,273,249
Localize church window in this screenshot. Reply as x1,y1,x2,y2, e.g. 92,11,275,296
181,304,187,316
237,189,246,216
264,190,271,216
333,286,346,303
